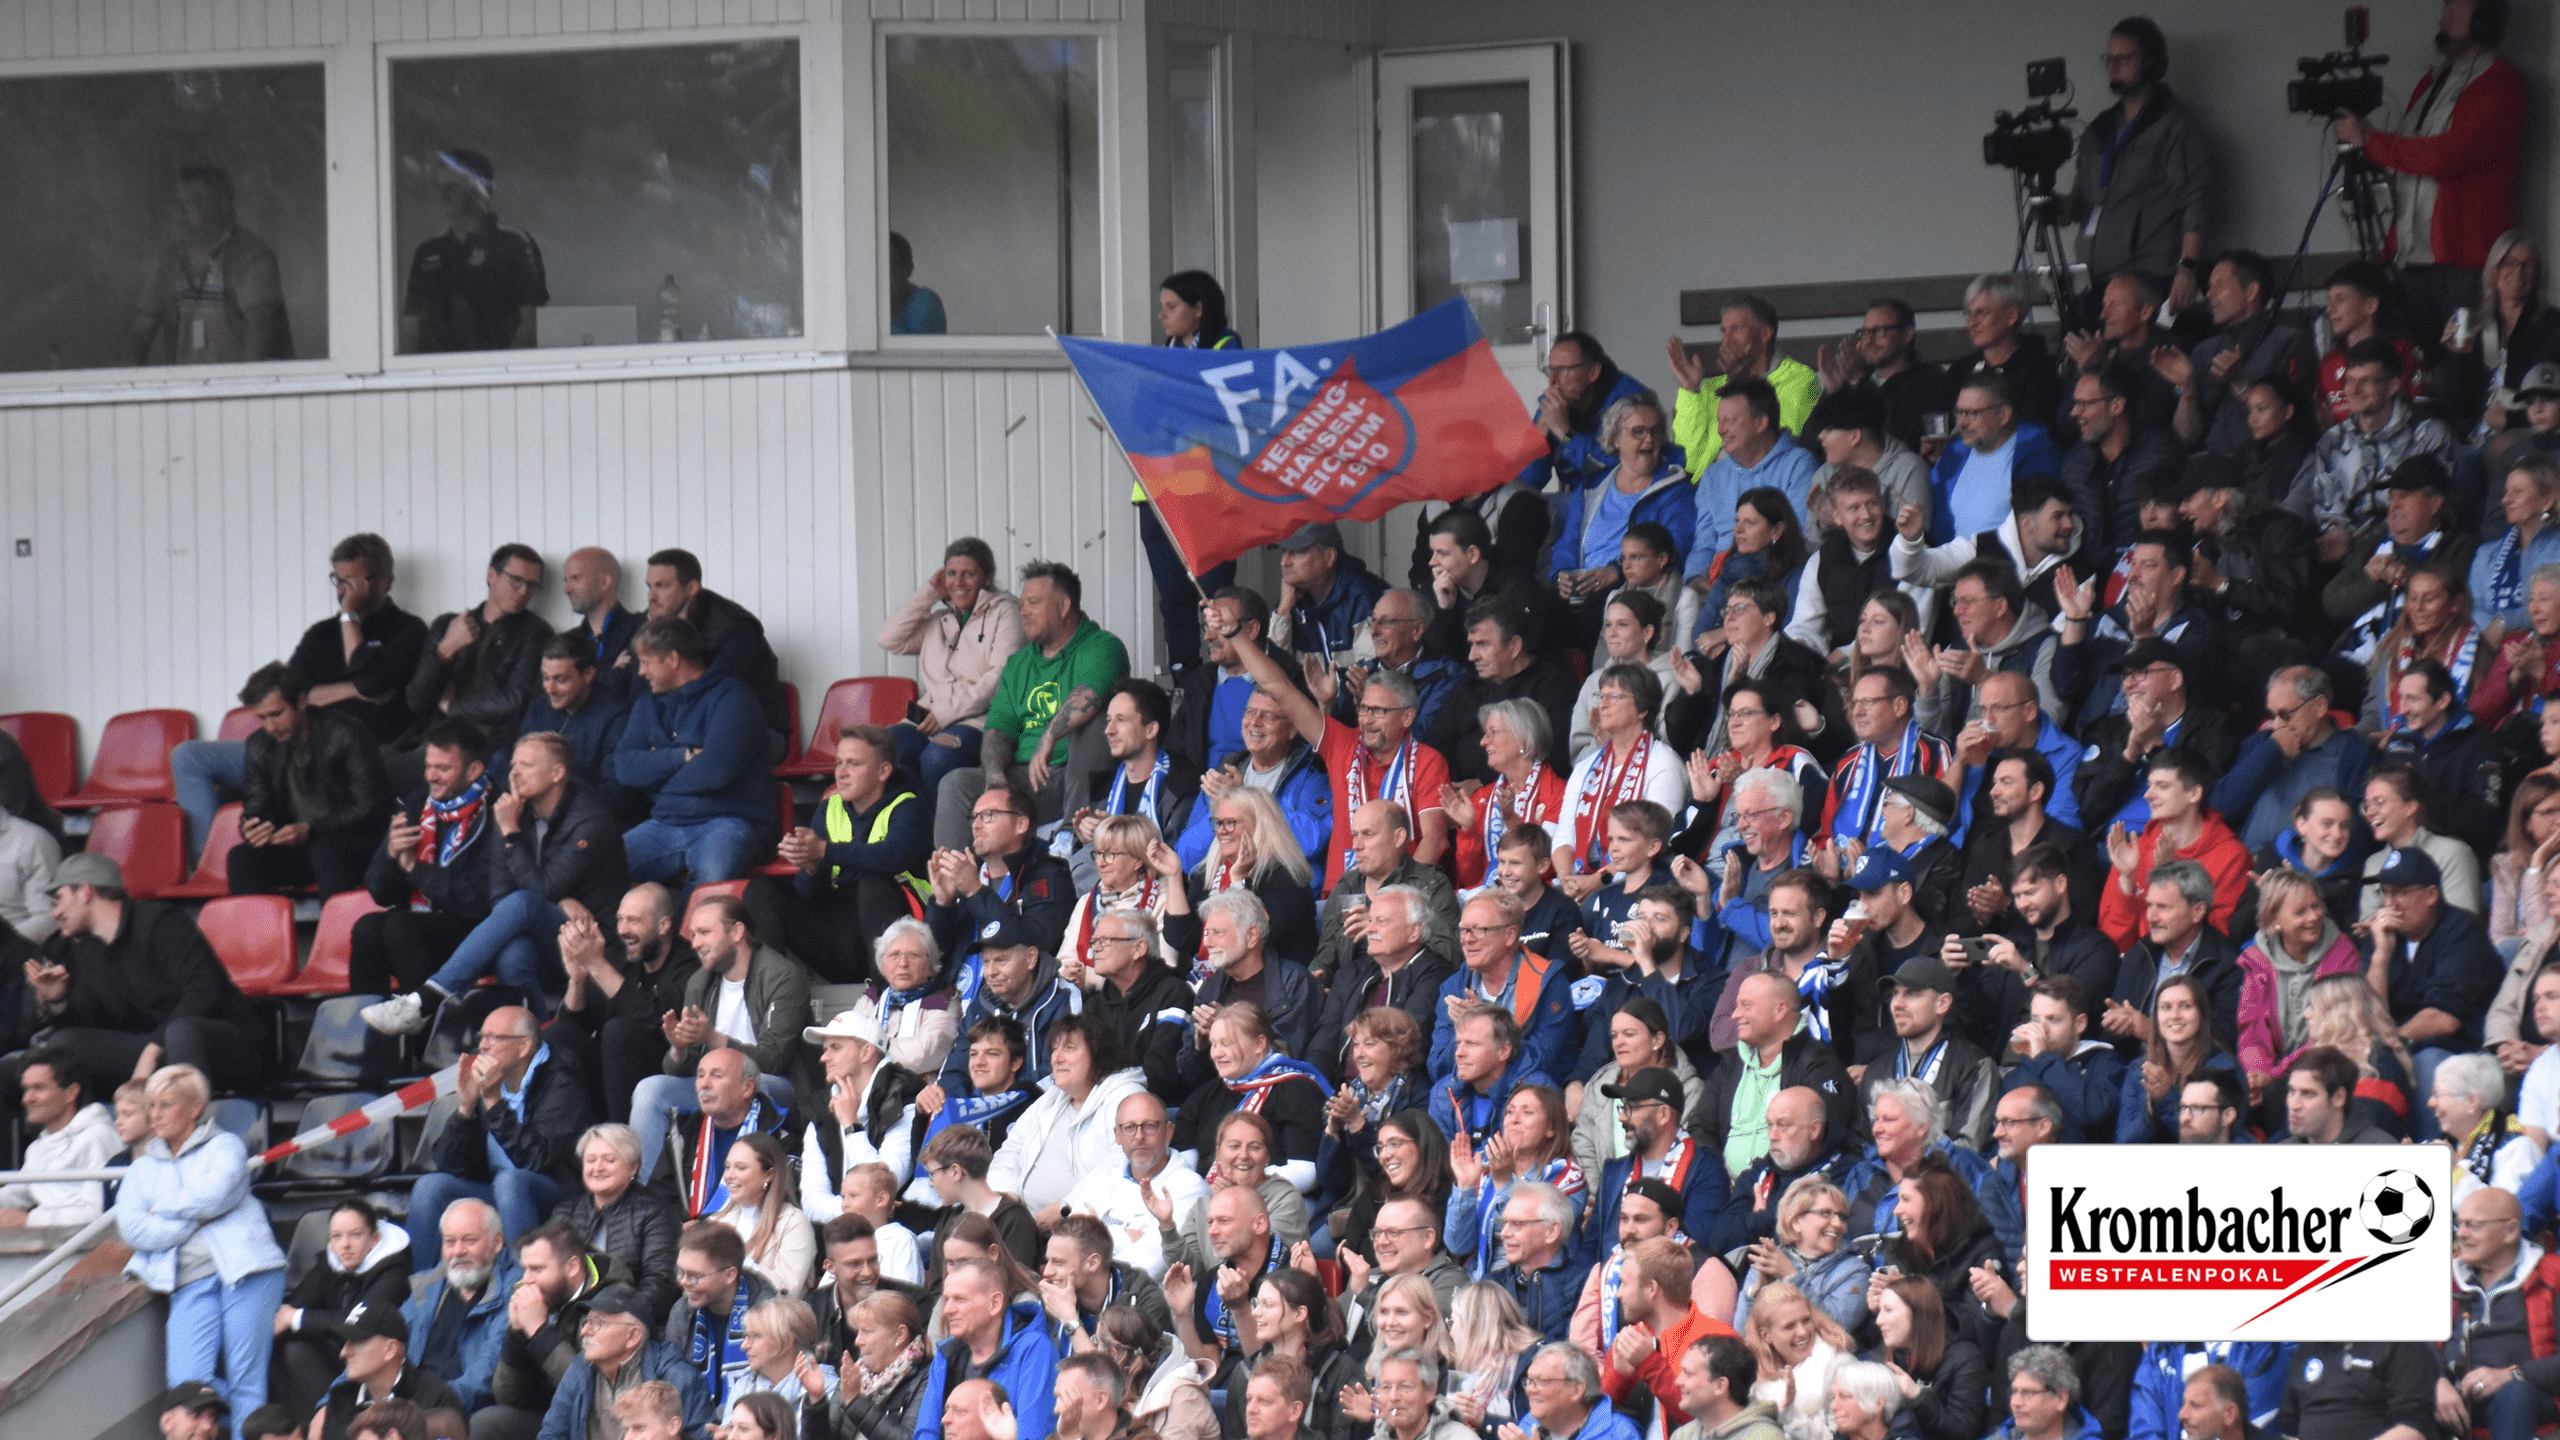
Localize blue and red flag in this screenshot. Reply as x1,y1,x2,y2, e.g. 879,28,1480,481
1057,298,1547,572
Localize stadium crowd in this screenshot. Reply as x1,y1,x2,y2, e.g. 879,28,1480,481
3,8,2558,1440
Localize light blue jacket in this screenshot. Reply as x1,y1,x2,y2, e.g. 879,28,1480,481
116,1121,287,1292
2469,521,2560,631
1687,434,1818,579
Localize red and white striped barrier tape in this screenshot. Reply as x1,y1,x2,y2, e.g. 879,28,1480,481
249,1062,463,1170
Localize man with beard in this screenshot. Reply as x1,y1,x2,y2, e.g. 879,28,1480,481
400,1199,520,1412
478,1222,623,1440
1585,1067,1726,1264
1712,1086,1856,1253
529,1287,711,1440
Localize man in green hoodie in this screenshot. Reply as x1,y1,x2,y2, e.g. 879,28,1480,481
933,560,1130,849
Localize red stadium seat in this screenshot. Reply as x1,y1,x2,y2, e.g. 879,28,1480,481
82,803,188,898
164,804,246,899
776,677,920,778
217,706,261,742
280,891,388,996
59,708,196,807
197,894,300,997
682,880,751,935
0,712,78,807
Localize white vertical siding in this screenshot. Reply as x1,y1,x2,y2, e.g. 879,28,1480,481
0,364,1159,759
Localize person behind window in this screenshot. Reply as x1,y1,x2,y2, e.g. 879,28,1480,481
889,231,946,336
400,147,547,354
1134,270,1242,674
132,163,290,365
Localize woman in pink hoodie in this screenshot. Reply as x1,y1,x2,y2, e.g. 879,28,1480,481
2233,868,2364,1106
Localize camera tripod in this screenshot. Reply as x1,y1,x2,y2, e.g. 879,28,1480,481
2011,170,2091,333
2273,132,2396,314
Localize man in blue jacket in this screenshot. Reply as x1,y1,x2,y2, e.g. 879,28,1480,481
1429,891,1576,1081
1276,522,1387,663
1429,1004,1555,1150
613,615,771,887
362,734,631,1035
534,1287,713,1440
2210,667,2374,852
1928,372,2062,545
2001,977,2127,1143
402,1196,521,1411
913,1258,1057,1440
1581,1067,1727,1266
500,632,632,816
2124,1344,2292,1440
934,913,1081,1095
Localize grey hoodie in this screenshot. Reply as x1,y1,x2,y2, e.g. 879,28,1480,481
1915,601,2063,737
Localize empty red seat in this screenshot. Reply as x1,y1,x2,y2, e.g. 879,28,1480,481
280,891,388,996
196,894,299,997
82,803,188,898
59,709,196,807
776,677,921,778
163,804,245,900
0,712,78,807
217,707,261,742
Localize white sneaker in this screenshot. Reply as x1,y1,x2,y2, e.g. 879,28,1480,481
360,991,429,1036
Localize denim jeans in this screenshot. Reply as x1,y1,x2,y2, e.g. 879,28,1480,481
623,815,761,888
170,739,247,860
894,721,983,796
405,1168,561,1271
429,891,569,1017
628,1072,800,1185
2485,1377,2559,1440
166,1266,288,1439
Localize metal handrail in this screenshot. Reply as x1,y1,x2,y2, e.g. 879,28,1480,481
0,1169,127,1185
0,1211,120,1313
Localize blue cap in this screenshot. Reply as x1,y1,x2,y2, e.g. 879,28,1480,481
2373,847,2443,891
974,912,1039,952
1845,848,1913,892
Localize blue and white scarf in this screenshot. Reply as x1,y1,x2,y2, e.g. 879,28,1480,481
923,1086,1035,1145
687,1271,756,1408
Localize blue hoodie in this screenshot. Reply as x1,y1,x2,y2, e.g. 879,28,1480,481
2124,1342,2293,1440
913,1297,1058,1440
1928,422,2063,545
613,669,772,827
1429,1051,1557,1150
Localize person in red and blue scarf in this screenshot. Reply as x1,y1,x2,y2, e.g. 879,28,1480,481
1171,1003,1332,1193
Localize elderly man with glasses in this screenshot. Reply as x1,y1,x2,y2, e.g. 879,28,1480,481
2440,1187,2560,1440
406,1005,594,1259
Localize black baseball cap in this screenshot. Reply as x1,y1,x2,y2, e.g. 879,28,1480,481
162,1382,230,1418
1885,954,1959,995
584,1285,646,1318
2387,454,2452,496
2108,636,2187,675
324,1300,408,1345
1599,1066,1684,1111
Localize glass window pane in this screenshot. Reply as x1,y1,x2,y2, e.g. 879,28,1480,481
1165,41,1220,283
0,64,326,373
389,41,803,355
884,36,1100,337
1411,81,1531,341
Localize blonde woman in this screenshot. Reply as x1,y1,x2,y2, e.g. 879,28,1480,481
1187,785,1320,963
732,1296,831,1407
1058,815,1184,980
1337,1274,1451,1429
1746,1281,1856,1440
2300,974,2417,1136
1734,1176,1870,1335
712,1133,816,1294
1442,1281,1542,1431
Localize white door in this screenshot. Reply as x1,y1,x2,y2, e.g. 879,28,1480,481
1377,42,1567,404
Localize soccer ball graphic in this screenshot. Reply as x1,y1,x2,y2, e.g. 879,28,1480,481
2358,1170,2436,1247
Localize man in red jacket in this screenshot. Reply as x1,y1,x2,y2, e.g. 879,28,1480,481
2096,749,2252,950
1599,1236,1739,1434
2334,0,2529,335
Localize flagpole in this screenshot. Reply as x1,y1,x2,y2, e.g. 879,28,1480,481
1049,326,1214,607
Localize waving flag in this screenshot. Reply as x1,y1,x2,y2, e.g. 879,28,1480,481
1058,299,1547,571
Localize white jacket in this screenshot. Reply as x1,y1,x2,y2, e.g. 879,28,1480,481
987,1066,1147,1212
0,1102,118,1226
0,808,61,942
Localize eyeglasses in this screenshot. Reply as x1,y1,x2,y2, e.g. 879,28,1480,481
1356,703,1413,718
477,1031,536,1049
971,807,1022,822
1804,1207,1849,1222
1091,934,1142,949
495,569,542,592
1954,405,2002,420
1536,357,1596,377
2456,1218,2521,1233
1457,924,1515,940
2175,1103,2232,1117
1736,806,1790,826
1115,1120,1171,1137
675,1267,729,1285
1499,1216,1558,1231
1522,1373,1574,1389
1371,1224,1435,1239
1091,850,1136,862
2267,699,2316,726
1211,818,1244,832
1725,707,1770,722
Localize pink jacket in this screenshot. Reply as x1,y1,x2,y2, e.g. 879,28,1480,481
2233,932,2363,1079
875,585,1025,729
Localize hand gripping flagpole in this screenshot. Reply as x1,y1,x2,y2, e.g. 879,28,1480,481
1049,326,1214,609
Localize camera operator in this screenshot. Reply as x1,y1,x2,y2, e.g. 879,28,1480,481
2332,0,2527,340
2064,18,2210,314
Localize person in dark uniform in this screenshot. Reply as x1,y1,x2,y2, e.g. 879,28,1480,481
1139,269,1241,673
2275,1341,2439,1440
400,148,547,354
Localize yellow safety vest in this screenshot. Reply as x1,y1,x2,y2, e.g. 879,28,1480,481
821,790,931,900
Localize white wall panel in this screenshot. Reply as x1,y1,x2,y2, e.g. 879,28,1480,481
0,364,1158,766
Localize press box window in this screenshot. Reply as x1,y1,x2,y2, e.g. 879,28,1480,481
0,63,326,373
388,40,804,356
882,35,1100,338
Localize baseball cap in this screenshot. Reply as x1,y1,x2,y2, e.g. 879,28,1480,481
1844,848,1912,892
2386,454,2452,496
1278,522,1345,554
324,1300,408,1345
2519,362,2560,400
2108,637,2187,675
1885,953,1959,995
804,1007,887,1049
1623,1177,1686,1223
974,913,1037,953
583,1286,646,1318
1598,1066,1684,1112
2373,847,2444,891
1882,774,1956,832
161,1382,230,1418
47,851,124,895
